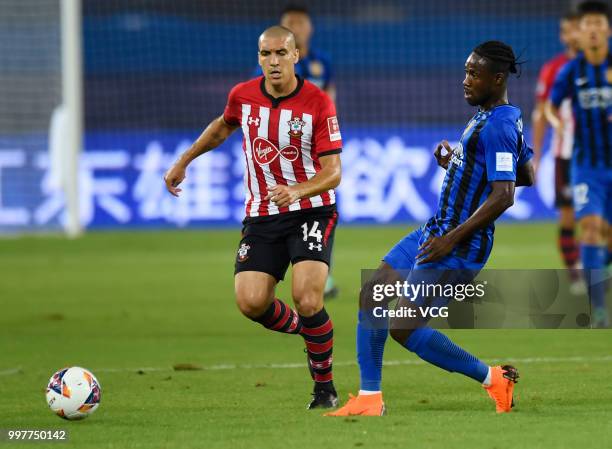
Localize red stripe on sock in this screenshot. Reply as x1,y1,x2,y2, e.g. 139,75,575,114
270,307,292,331
305,339,333,354
269,300,282,321
300,320,333,337
314,371,333,383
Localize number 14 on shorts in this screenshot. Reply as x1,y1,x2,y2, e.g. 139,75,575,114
302,221,323,251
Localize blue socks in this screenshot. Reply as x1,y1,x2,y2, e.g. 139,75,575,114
356,310,388,391
581,245,607,309
357,311,489,388
404,327,489,383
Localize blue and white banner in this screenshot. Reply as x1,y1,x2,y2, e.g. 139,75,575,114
0,126,558,230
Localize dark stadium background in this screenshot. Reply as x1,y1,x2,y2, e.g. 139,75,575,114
0,0,578,230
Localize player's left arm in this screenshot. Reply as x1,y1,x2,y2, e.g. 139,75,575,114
516,159,535,187
265,154,341,207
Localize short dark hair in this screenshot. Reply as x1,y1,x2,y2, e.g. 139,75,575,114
561,10,580,21
577,1,610,19
281,4,310,17
473,40,520,76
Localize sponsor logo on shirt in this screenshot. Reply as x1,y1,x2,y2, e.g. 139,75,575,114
252,136,300,165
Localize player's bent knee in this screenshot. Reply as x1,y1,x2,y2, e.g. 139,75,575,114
235,291,271,319
360,264,402,309
360,279,379,309
292,292,323,317
389,326,413,346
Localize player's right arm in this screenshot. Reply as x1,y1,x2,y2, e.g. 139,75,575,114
545,61,573,135
164,84,242,197
417,181,515,264
531,63,552,170
531,99,547,169
164,116,239,197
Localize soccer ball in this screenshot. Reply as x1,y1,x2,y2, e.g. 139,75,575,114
45,367,101,420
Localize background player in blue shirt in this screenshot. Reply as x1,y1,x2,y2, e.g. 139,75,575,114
253,4,335,102
549,1,612,328
328,41,534,417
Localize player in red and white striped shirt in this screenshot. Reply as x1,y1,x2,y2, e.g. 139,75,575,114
164,26,342,409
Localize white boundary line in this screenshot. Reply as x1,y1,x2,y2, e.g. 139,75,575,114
2,355,611,377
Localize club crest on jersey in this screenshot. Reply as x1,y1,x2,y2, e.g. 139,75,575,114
252,136,300,165
450,143,464,167
237,243,250,262
288,117,306,137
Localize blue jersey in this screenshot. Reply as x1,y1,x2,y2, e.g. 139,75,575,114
550,51,612,170
252,48,334,91
423,105,533,263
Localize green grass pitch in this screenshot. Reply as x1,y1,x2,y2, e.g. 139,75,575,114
1,223,610,448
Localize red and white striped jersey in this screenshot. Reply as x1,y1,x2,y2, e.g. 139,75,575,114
223,76,342,217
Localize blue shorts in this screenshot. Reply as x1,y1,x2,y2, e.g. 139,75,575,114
572,167,612,223
383,227,487,310
383,226,487,272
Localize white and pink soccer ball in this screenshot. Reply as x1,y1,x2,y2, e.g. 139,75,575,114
45,367,101,420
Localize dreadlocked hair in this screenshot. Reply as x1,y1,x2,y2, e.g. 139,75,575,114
473,40,524,77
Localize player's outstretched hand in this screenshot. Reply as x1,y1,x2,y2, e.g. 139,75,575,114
265,185,301,207
416,235,454,264
164,163,187,197
434,140,453,170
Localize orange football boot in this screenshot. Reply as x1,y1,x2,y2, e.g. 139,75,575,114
324,392,386,416
484,365,519,413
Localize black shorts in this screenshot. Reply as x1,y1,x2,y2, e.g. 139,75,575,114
234,205,338,281
555,157,572,208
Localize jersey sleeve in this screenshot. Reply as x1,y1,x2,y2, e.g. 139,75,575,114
222,84,242,126
482,119,521,182
550,61,573,107
313,94,342,155
518,142,534,166
535,62,553,102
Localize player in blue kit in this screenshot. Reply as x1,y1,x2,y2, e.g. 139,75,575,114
548,1,611,328
327,41,535,416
